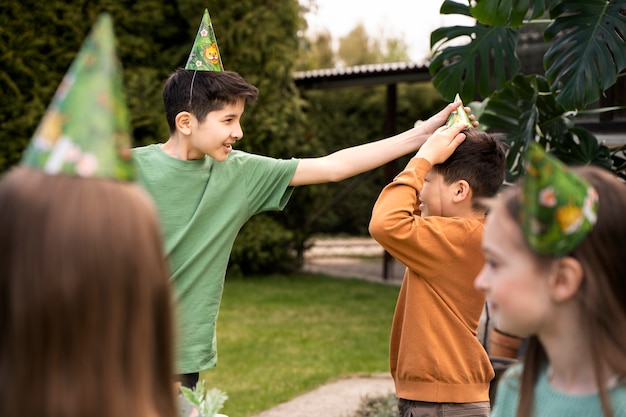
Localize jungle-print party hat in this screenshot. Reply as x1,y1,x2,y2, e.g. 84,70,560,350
446,93,472,127
185,9,224,71
20,13,135,181
520,143,599,255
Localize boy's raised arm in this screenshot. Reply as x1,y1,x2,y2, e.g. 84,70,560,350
289,102,470,186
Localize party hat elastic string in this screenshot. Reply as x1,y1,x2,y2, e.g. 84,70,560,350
189,70,198,107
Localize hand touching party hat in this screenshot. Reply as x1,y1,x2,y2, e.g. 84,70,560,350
446,93,472,127
185,9,224,71
520,143,599,255
20,13,135,181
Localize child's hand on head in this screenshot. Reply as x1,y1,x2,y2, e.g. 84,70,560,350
416,122,468,165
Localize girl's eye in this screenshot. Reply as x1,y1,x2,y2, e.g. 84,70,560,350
485,257,498,269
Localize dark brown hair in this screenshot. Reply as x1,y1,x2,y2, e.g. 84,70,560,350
432,128,507,210
163,68,259,133
500,165,626,417
0,167,178,417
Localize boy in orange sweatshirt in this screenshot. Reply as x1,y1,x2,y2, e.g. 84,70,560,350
369,126,506,416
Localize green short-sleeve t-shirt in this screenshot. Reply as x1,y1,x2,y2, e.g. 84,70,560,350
132,145,299,373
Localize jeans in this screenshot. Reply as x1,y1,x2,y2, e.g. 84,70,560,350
397,399,490,417
177,372,200,389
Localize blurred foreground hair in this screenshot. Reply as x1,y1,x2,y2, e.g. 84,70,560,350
0,166,178,417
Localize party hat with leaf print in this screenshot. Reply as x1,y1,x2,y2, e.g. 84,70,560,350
20,13,135,181
520,143,599,255
185,9,224,71
446,93,472,127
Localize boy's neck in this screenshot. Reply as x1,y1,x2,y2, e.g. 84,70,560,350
446,199,485,220
456,207,486,220
161,136,204,161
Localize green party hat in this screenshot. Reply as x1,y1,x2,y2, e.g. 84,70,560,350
21,13,135,181
185,9,224,71
446,93,472,127
520,144,599,255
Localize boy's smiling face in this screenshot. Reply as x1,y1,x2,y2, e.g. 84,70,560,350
188,99,245,161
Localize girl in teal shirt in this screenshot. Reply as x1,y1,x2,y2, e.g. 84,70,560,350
475,145,626,417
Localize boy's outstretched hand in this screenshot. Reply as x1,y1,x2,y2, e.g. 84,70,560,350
416,122,468,165
417,101,479,135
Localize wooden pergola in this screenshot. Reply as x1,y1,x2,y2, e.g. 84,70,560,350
294,62,432,280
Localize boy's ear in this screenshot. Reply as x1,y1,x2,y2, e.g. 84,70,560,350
175,112,193,135
549,257,584,303
452,179,471,203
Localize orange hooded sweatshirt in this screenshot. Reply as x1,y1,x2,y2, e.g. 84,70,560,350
369,157,494,403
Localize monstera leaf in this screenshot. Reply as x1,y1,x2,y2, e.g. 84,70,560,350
429,0,624,180
430,0,519,102
544,0,626,110
550,128,612,169
470,0,548,27
479,75,571,179
480,74,612,178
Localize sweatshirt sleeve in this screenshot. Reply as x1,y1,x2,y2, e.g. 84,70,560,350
369,157,480,280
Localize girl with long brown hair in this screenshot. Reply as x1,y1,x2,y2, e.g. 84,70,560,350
0,167,178,417
475,145,626,417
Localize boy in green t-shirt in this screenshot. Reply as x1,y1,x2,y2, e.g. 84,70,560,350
132,9,473,388
133,67,470,388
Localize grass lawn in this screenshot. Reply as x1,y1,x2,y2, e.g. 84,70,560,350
200,273,400,417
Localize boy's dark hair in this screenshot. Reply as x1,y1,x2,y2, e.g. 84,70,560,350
432,128,506,209
162,68,259,133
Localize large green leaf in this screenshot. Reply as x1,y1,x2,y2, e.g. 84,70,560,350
470,0,547,27
479,74,572,178
430,15,519,102
439,0,474,17
480,74,613,177
550,127,612,169
544,0,626,110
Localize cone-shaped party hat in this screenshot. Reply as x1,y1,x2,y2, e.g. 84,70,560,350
520,144,599,255
446,93,472,127
185,9,224,71
20,13,135,181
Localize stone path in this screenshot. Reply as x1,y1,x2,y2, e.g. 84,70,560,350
301,237,405,284
250,374,395,417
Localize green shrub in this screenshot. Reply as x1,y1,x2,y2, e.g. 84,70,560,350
353,393,398,417
229,215,300,275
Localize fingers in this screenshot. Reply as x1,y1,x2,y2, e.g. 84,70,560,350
465,107,480,128
417,122,468,164
452,131,467,146
433,123,467,149
433,121,467,137
446,121,469,136
438,101,462,118
448,101,463,112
